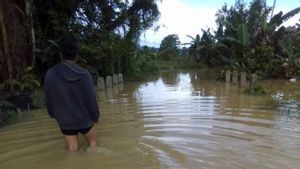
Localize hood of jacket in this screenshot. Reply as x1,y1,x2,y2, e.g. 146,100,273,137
54,62,88,82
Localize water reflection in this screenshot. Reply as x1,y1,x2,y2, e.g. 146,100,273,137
160,70,180,86
0,70,300,169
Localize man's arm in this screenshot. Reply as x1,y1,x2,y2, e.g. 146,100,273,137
44,71,55,119
83,73,100,123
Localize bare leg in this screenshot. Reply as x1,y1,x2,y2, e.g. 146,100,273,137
84,125,97,149
64,135,79,152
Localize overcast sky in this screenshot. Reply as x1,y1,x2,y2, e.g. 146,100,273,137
140,0,300,47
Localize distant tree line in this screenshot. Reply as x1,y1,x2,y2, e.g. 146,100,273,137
158,0,300,78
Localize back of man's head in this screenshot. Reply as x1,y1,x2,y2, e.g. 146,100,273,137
61,36,79,60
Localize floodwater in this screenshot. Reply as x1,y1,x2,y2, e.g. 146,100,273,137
0,70,300,169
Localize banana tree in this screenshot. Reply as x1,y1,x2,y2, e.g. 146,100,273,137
223,23,251,70
260,6,300,45
185,29,229,65
247,3,300,76
214,0,300,76
183,34,201,61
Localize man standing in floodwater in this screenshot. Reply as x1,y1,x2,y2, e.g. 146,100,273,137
44,37,100,152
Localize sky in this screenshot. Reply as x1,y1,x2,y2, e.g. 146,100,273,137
140,0,300,47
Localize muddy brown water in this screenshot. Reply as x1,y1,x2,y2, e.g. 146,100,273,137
0,70,300,169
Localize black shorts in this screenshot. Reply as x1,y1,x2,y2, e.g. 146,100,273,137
60,125,93,136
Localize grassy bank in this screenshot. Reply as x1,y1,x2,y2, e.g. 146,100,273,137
156,58,205,70
125,58,205,81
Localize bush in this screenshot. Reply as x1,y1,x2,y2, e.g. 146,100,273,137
0,100,18,127
31,89,45,109
0,111,18,127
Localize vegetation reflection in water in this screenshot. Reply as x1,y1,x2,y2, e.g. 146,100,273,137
0,70,300,169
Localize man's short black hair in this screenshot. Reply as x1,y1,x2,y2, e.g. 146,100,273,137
61,36,79,60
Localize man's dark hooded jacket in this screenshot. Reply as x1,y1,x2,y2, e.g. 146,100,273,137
44,62,100,130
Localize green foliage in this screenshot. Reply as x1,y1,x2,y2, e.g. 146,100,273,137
0,100,17,127
0,100,16,111
0,111,18,127
35,39,61,70
158,48,178,61
159,34,180,51
0,67,40,93
20,67,41,92
158,34,180,61
188,29,228,66
276,26,300,77
0,58,55,125
30,89,45,109
184,34,201,59
124,45,159,81
237,24,250,47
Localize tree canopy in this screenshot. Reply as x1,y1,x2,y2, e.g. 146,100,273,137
0,0,161,93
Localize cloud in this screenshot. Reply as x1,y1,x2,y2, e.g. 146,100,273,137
140,0,218,47
140,0,300,47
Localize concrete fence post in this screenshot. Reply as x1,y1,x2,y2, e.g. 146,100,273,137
97,77,105,90
225,70,231,82
118,73,123,83
106,76,113,87
251,74,258,87
113,74,118,84
232,71,238,85
240,71,247,87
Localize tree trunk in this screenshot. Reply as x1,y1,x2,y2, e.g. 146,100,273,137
271,0,276,18
25,0,36,67
0,1,13,82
